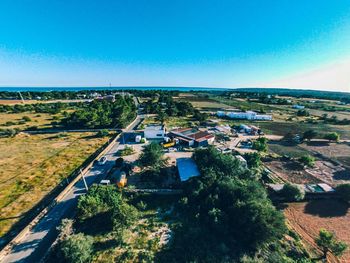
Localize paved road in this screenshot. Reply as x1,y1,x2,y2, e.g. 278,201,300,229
1,116,142,263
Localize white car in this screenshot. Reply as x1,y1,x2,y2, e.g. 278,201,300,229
168,147,177,152
99,179,110,185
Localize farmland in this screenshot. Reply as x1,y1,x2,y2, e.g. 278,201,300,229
0,132,109,238
285,200,350,263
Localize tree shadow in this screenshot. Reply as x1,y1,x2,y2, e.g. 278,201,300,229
304,200,349,218
94,238,119,252
306,141,330,147
284,161,303,171
333,169,350,181
76,211,113,236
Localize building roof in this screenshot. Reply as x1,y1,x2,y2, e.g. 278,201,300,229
145,124,164,131
177,158,200,182
170,128,214,142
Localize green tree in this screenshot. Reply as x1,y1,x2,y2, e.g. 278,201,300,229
315,229,347,259
139,142,167,170
252,137,268,152
298,155,315,168
60,233,94,263
244,152,262,168
302,130,318,141
336,184,350,202
279,183,305,201
324,132,340,142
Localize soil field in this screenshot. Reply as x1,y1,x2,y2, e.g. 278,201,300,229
265,160,322,184
176,95,231,110
284,200,350,263
0,132,109,237
247,121,350,140
300,141,350,168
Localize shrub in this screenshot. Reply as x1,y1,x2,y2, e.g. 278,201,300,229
316,228,348,259
96,129,109,137
298,155,315,167
22,116,32,122
120,146,135,156
60,233,94,263
252,137,268,152
324,132,340,142
279,183,305,201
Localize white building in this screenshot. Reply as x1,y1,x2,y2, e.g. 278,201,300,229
217,111,272,121
144,125,166,139
292,105,305,109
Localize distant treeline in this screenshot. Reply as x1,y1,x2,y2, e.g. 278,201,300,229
227,88,350,102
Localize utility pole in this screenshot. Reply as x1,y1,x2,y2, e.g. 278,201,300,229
80,169,88,191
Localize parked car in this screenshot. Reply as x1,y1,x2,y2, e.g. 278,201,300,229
168,147,177,152
99,179,110,185
98,156,107,165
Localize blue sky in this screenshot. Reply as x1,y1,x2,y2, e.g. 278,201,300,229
0,0,350,91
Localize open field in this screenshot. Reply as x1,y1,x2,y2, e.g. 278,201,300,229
0,99,89,105
284,200,350,263
143,116,194,129
0,132,109,237
300,141,350,168
0,112,62,130
176,94,231,110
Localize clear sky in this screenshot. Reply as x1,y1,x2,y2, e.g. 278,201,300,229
0,0,350,92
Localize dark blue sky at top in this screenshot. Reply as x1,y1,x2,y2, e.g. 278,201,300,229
0,0,350,90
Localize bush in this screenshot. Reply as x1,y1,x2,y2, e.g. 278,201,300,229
120,146,135,156
279,183,305,201
298,155,315,167
252,137,268,152
324,132,340,142
60,233,94,263
22,116,32,122
336,184,350,202
96,129,109,137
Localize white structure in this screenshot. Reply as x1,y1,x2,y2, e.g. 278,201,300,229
292,105,305,109
144,125,166,139
135,135,142,143
217,111,272,121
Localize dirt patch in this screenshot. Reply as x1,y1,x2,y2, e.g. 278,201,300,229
300,142,350,168
285,200,350,263
265,160,322,184
306,161,350,186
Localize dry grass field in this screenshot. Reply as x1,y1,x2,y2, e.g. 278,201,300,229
0,112,59,130
0,132,109,237
285,200,350,263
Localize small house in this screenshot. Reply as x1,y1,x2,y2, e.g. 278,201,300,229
144,124,166,139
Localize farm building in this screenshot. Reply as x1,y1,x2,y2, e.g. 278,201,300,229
169,128,215,147
177,158,200,182
144,124,166,139
292,105,305,109
217,110,272,121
